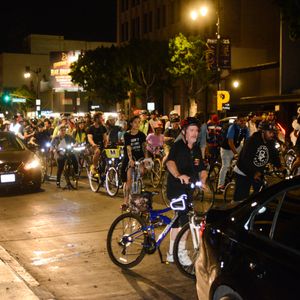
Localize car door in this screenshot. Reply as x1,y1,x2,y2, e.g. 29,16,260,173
245,186,300,300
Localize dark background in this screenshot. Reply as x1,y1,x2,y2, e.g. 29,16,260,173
0,1,117,52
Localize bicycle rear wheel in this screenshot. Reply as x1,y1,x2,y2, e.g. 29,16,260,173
192,181,215,215
105,167,119,197
208,163,221,192
224,181,235,203
160,171,169,207
173,222,200,279
107,212,147,269
151,158,162,188
64,162,78,189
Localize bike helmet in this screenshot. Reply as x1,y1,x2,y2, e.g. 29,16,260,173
180,117,200,130
258,121,277,132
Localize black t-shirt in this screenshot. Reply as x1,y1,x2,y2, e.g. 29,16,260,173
87,125,107,148
123,130,146,161
166,139,206,199
237,131,281,177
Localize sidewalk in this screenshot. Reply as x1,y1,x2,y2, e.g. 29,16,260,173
0,246,39,300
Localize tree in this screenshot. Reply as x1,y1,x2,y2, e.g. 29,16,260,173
275,0,300,41
69,46,130,105
123,39,171,103
167,33,216,101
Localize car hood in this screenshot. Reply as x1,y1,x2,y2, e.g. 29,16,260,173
0,150,35,170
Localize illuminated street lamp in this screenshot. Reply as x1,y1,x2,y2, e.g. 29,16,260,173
24,66,42,99
233,80,240,88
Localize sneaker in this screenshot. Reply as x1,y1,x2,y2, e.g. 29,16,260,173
120,203,129,211
217,185,225,194
178,249,192,266
166,251,174,263
56,182,61,188
90,165,97,175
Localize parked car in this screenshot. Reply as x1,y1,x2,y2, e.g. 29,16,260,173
0,132,42,191
195,176,300,300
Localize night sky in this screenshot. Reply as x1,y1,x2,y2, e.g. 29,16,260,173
0,1,117,53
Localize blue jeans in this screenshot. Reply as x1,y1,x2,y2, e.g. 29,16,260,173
233,173,263,202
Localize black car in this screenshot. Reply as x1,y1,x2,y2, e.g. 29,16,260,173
0,132,42,191
196,176,300,300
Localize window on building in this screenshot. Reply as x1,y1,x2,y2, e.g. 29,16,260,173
136,17,140,38
156,7,161,30
170,1,175,24
121,0,129,12
149,11,153,33
143,13,148,34
162,5,166,27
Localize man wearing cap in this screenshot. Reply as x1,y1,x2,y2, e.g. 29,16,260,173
233,120,282,202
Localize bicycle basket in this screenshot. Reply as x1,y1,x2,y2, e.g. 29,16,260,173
129,191,153,213
104,148,120,159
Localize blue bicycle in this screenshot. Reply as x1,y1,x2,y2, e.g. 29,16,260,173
106,180,214,269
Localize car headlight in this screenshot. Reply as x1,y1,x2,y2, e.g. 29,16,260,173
24,159,41,170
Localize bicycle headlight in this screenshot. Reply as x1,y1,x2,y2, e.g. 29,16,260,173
46,142,51,148
24,158,41,170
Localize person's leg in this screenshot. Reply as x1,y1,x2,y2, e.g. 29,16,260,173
56,156,65,186
123,167,132,206
71,154,79,175
233,173,252,202
92,147,100,173
218,149,234,188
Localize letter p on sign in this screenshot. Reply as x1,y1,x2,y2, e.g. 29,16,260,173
217,91,230,111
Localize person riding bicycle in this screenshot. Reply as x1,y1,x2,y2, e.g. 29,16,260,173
232,120,283,202
166,117,208,264
29,122,51,149
72,118,87,145
87,112,108,175
51,125,79,188
121,115,148,209
146,122,165,157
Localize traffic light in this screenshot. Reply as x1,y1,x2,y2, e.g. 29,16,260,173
2,92,11,103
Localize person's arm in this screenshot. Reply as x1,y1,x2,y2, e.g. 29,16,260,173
103,132,108,148
127,145,135,167
166,160,190,184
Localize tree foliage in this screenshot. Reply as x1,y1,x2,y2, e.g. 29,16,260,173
275,0,300,41
70,46,130,104
167,33,216,99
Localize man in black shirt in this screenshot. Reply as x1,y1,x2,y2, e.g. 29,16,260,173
233,121,283,202
121,116,147,208
166,117,208,264
87,112,108,175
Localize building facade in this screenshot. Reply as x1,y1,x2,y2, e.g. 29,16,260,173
0,34,115,115
116,0,300,127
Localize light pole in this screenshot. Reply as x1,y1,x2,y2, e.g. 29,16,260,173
24,66,42,100
24,66,42,116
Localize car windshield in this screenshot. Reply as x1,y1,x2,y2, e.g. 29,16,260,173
0,134,25,151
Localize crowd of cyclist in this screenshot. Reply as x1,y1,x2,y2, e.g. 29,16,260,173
0,108,298,201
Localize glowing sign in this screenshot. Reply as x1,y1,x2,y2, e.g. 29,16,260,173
50,51,83,92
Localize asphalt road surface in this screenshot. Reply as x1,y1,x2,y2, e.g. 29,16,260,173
0,177,198,300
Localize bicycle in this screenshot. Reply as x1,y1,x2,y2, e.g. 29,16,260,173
106,180,214,270
58,145,79,190
105,147,124,197
149,147,165,188
223,166,286,203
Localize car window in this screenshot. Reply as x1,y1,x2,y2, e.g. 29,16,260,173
273,187,300,252
0,134,24,151
250,185,300,252
251,193,282,238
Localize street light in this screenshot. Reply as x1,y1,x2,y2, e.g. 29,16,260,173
24,66,42,99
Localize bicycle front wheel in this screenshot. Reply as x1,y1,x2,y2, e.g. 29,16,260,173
105,167,119,197
107,212,147,269
151,158,162,188
173,222,200,279
192,181,215,215
64,162,78,189
224,181,235,203
88,170,101,192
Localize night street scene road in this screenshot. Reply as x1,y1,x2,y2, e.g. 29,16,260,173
1,0,300,299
